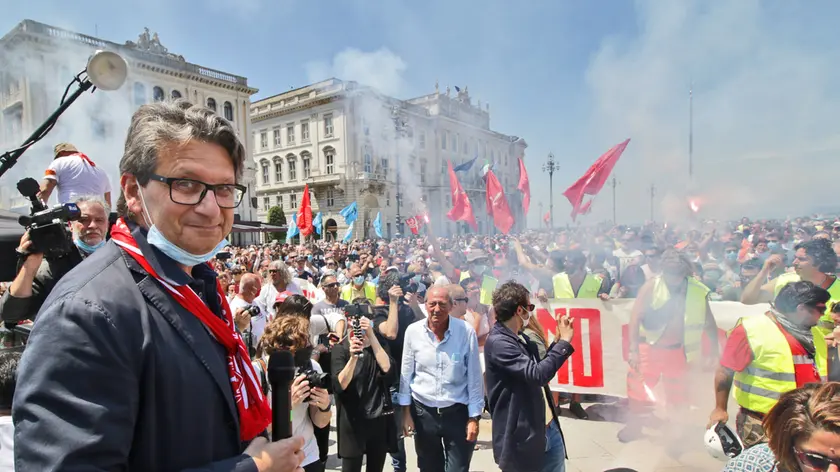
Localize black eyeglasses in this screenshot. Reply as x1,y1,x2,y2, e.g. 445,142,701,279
455,297,469,303
523,303,536,312
322,283,339,289
795,448,840,471
149,173,245,208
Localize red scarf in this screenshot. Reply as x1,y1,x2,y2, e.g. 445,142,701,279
73,152,96,167
110,218,270,441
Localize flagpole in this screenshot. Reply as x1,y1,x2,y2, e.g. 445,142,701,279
649,183,655,221
611,176,617,224
542,152,557,229
689,81,693,179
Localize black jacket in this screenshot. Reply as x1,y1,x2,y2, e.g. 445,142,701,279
484,322,574,472
0,248,83,323
13,224,257,471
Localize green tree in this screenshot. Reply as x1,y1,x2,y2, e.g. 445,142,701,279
267,206,287,242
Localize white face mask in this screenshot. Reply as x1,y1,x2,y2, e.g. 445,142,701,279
519,308,530,330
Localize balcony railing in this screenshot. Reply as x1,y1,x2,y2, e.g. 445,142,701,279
306,173,343,186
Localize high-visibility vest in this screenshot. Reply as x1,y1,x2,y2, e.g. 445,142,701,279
733,314,828,414
639,276,709,362
773,272,840,333
459,271,498,305
552,273,602,299
340,282,377,303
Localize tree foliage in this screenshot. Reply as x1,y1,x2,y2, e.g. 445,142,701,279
267,206,286,241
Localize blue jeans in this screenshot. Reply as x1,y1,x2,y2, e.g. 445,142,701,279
542,421,566,472
390,388,406,472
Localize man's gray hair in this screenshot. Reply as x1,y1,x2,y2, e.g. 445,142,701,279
268,260,292,286
116,99,245,217
74,195,111,214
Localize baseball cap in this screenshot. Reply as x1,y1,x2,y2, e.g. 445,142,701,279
274,291,293,305
53,142,78,157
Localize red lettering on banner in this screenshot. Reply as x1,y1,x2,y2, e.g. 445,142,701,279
535,307,604,388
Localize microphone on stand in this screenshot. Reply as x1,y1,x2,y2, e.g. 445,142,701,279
267,350,296,441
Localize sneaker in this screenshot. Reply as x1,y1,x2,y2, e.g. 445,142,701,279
569,401,589,420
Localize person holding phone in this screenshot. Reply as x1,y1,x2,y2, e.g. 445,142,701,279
331,301,396,472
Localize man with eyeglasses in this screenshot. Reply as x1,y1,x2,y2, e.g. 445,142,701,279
13,101,305,470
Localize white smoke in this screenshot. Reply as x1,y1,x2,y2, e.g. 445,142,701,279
583,0,840,223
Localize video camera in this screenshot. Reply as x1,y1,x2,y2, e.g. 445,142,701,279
343,302,373,342
398,272,419,294
16,178,80,258
296,366,333,400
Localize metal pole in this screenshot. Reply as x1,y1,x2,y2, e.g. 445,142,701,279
649,184,655,221
689,83,693,179
548,171,554,229
611,177,617,224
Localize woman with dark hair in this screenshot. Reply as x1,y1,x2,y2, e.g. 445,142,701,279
724,382,840,472
275,294,314,320
330,298,396,472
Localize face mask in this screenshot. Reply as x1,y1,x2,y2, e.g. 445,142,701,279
345,260,352,268
139,186,229,266
353,275,365,286
725,252,738,262
519,309,530,330
767,242,780,251
74,237,105,254
307,255,313,262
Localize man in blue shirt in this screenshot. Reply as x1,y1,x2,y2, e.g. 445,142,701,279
485,281,575,472
399,286,484,472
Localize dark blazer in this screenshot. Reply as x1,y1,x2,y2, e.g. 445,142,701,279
484,322,574,472
13,224,257,471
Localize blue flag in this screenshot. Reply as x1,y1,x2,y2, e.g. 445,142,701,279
453,155,478,173
340,201,358,225
313,212,323,236
286,214,299,243
373,211,383,238
342,222,354,243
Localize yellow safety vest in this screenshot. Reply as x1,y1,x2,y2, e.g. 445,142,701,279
640,277,709,363
340,282,377,304
773,272,840,333
733,314,828,414
459,271,498,305
552,273,602,299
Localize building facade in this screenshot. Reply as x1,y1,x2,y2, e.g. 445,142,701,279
251,79,527,241
0,20,260,244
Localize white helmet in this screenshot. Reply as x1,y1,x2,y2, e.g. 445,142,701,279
704,423,745,461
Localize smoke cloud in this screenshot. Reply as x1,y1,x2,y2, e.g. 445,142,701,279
584,0,840,223
1,44,134,209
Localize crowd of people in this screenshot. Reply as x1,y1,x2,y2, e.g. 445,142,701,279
1,98,839,471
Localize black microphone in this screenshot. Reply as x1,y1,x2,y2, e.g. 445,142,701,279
267,350,296,441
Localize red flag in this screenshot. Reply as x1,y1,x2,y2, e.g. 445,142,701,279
517,157,530,215
297,184,313,236
543,211,550,226
406,217,419,235
484,170,514,234
445,160,478,231
580,199,593,215
563,139,630,220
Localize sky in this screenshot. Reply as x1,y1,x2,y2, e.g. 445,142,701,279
3,0,840,227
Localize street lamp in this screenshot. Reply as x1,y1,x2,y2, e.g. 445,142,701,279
391,105,407,237
542,152,558,229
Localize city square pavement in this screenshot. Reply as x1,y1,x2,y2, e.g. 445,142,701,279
323,397,730,472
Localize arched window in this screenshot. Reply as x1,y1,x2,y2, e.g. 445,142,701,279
273,156,283,182
260,159,270,185
133,82,146,108
223,101,234,121
287,154,297,181
171,89,182,99
323,146,335,174
301,151,311,179
207,97,217,111
152,86,165,102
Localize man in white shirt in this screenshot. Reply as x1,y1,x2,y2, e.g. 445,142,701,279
254,261,302,315
0,351,20,471
229,274,265,355
39,143,112,206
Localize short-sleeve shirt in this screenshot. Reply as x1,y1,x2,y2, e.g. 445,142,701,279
310,299,348,345
44,154,111,204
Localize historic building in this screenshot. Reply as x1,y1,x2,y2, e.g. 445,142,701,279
0,20,260,244
251,79,527,240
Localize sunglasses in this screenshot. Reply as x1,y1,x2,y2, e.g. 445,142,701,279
268,269,281,273
455,297,469,303
795,448,840,471
322,282,339,289
522,303,535,312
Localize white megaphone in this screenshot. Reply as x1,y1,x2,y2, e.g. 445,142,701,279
86,50,128,91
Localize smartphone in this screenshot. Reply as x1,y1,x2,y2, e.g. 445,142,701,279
216,252,232,261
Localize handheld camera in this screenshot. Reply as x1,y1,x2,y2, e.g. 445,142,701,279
17,177,80,258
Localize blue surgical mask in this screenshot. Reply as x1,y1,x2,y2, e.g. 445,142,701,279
139,186,229,266
725,252,738,262
74,237,105,255
767,242,780,251
307,255,313,262
353,275,365,286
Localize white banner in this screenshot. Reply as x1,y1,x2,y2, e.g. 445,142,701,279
532,298,771,397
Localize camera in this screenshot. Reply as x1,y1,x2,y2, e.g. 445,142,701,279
398,273,419,294
16,178,80,258
343,302,373,319
243,305,261,318
297,366,333,400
